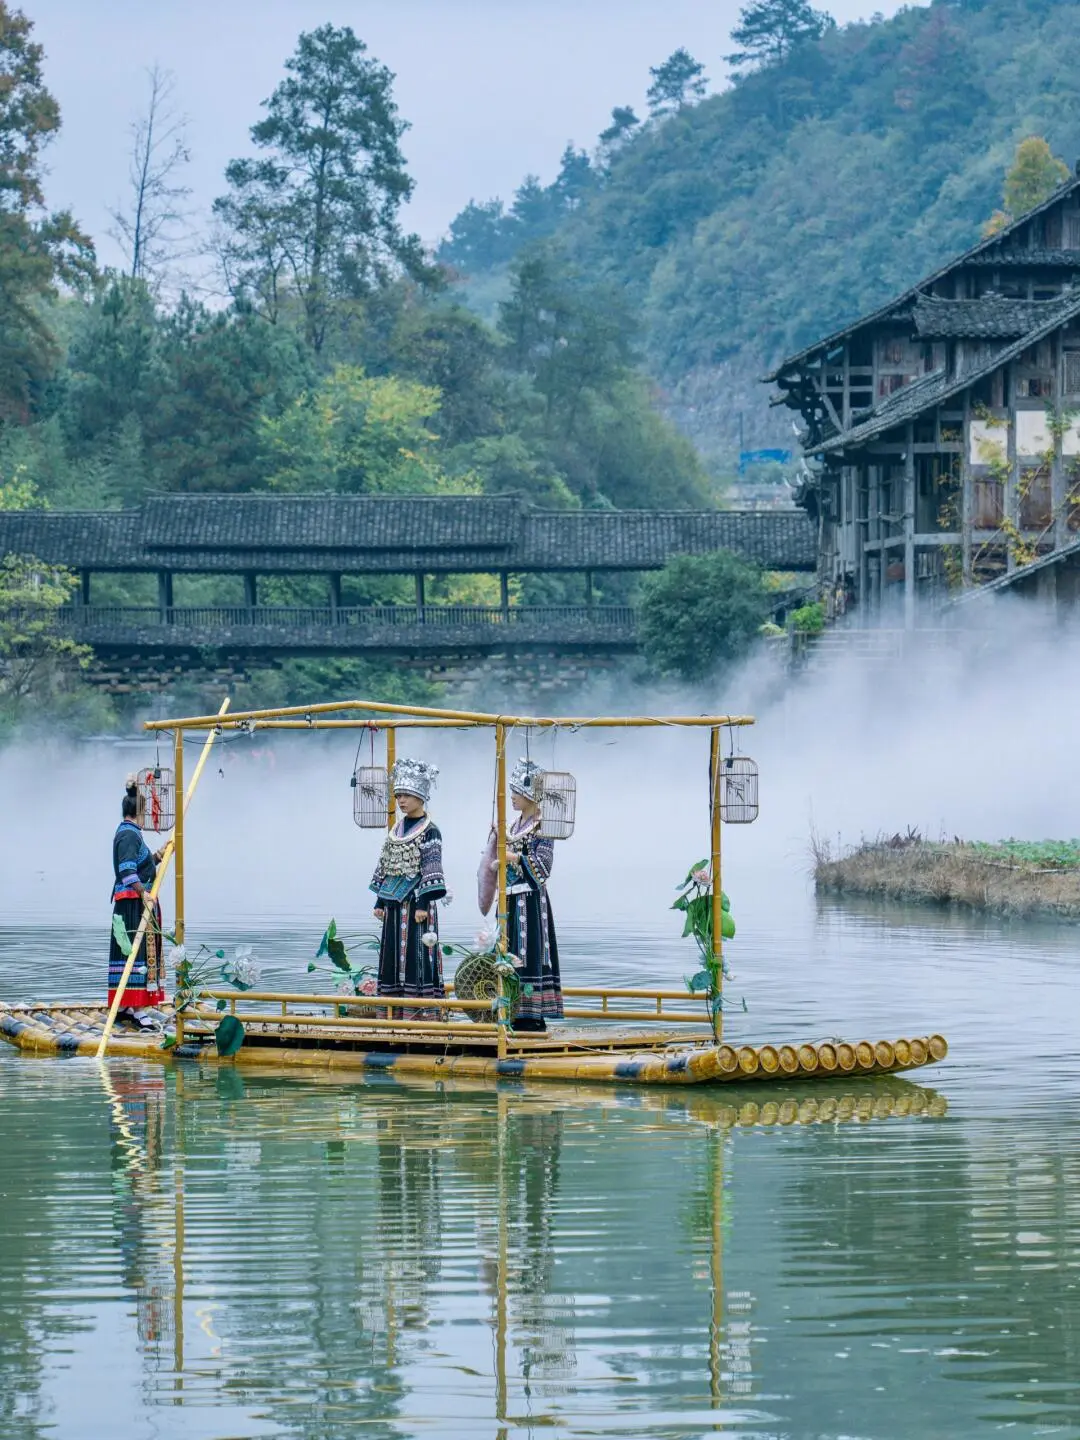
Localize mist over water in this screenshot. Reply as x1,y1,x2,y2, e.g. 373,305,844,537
2,623,1076,934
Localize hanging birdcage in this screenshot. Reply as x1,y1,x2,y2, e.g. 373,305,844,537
539,771,577,840
719,755,759,824
137,767,175,834
352,766,390,829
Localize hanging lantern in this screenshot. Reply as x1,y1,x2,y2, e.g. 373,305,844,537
719,756,759,824
539,771,577,840
137,767,176,834
352,766,390,829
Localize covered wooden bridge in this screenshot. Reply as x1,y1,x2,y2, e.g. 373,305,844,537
0,496,814,659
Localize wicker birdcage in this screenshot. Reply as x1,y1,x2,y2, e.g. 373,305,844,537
453,952,521,1023
137,767,175,834
719,755,759,824
539,771,577,840
351,765,390,829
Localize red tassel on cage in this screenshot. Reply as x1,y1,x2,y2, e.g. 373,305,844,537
137,767,176,833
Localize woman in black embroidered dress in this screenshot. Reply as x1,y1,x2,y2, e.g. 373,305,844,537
504,759,563,1033
370,758,447,1015
109,777,165,1029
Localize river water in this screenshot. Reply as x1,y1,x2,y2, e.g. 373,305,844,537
3,717,1080,1438
3,882,1080,1439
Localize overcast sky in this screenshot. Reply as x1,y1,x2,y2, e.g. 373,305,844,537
28,0,919,270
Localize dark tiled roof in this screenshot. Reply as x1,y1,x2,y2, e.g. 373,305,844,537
912,294,1072,338
967,248,1080,267
0,511,141,567
141,495,523,551
0,498,817,573
521,511,814,569
767,174,1080,379
819,289,1080,454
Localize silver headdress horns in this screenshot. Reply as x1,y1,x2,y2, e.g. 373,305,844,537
509,758,544,800
390,757,439,803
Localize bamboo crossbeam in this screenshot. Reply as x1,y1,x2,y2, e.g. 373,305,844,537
144,697,756,731
558,987,710,1001
187,1010,500,1037
198,989,495,1012
96,700,229,1058
561,1008,711,1024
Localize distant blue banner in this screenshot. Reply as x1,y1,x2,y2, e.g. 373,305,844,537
738,449,792,475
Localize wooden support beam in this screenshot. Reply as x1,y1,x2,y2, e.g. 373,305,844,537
961,392,973,586
158,571,173,621
243,572,257,608
329,572,341,622
415,573,425,616
499,571,510,621
903,424,915,629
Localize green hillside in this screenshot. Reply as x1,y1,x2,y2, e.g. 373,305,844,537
439,0,1080,463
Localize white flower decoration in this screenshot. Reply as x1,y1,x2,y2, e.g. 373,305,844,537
167,944,187,968
420,930,439,950
442,889,454,907
475,928,493,949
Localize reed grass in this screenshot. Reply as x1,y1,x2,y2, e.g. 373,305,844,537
813,834,1080,919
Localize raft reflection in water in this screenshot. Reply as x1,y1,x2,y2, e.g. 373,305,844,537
92,1063,947,1433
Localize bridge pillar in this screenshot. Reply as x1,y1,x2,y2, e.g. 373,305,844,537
243,572,258,609
329,572,341,622
500,571,510,621
157,571,173,620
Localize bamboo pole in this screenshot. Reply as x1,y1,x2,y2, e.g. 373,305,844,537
495,723,508,1061
173,727,185,946
386,726,397,831
145,698,756,731
709,728,723,1045
97,699,230,1058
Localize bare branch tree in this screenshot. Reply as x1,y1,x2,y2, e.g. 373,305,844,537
108,65,192,287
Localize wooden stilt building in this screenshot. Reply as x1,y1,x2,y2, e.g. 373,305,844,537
769,165,1080,622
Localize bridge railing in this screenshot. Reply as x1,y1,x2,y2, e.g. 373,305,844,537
39,603,639,630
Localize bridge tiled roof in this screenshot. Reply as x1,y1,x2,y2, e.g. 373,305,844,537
141,495,522,551
0,497,815,573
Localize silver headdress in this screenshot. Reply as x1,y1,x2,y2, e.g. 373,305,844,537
390,757,438,803
509,758,544,800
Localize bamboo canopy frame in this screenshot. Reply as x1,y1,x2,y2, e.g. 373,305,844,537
145,698,754,1047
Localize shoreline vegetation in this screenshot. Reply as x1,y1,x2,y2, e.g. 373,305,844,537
813,834,1080,920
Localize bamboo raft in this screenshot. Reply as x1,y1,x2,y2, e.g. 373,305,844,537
3,695,949,1090
0,994,948,1086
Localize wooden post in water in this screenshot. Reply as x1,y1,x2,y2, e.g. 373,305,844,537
709,728,724,1045
173,728,185,946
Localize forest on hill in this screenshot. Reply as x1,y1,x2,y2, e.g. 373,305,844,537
439,0,1080,465
0,9,710,526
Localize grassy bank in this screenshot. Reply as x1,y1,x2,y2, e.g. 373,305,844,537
813,836,1080,920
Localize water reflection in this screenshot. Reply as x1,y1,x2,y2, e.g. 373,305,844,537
5,891,1080,1436
0,1061,964,1439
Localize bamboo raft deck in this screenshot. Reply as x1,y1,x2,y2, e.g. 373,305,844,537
0,989,948,1087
